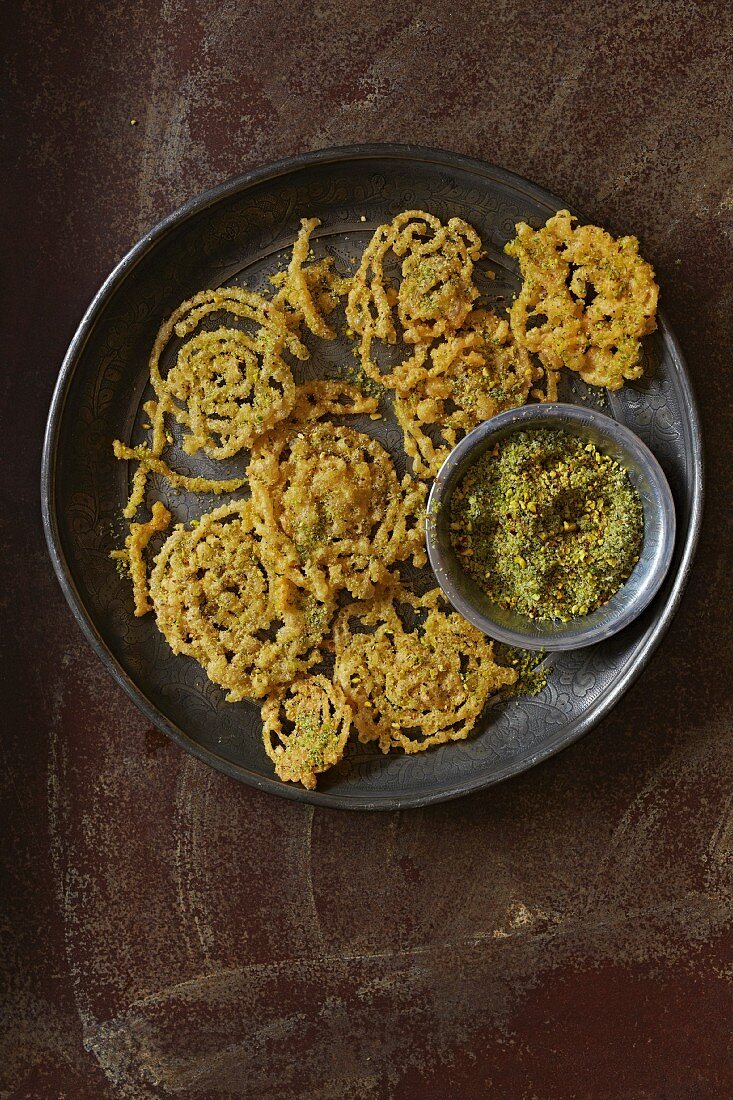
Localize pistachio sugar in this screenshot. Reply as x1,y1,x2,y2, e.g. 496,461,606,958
450,428,643,621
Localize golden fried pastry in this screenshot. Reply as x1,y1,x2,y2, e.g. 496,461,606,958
288,379,380,423
159,327,296,459
149,500,332,701
392,310,540,477
110,500,172,617
249,421,426,602
113,286,308,516
505,210,658,391
113,433,247,519
394,212,483,344
271,217,350,339
334,584,517,753
262,674,352,789
346,210,483,384
148,287,308,459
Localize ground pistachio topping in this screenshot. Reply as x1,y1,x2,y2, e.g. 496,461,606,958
450,428,643,621
494,645,549,697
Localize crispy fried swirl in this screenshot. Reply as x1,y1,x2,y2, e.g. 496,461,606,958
149,500,332,701
113,286,306,516
249,422,426,602
149,287,308,459
334,584,517,753
392,310,540,477
262,674,352,789
346,210,483,386
505,209,658,391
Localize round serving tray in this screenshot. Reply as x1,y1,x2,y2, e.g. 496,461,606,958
41,144,703,809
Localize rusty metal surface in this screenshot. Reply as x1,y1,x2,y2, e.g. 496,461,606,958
2,1,732,1096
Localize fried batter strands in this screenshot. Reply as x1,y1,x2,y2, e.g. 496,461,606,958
270,217,348,340
346,210,483,388
289,380,379,423
262,674,352,789
163,326,297,459
347,207,484,402
249,421,426,602
157,286,309,374
334,584,516,753
110,500,172,617
112,440,246,517
113,285,308,517
149,500,332,701
505,210,658,391
150,287,306,457
393,213,482,344
391,310,540,478
346,222,399,343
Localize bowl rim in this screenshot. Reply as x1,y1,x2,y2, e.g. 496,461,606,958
425,402,677,650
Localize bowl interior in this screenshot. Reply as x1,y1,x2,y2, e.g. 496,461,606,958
426,404,677,651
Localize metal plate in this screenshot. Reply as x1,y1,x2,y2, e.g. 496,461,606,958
41,144,703,810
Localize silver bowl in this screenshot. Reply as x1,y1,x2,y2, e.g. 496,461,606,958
425,403,676,651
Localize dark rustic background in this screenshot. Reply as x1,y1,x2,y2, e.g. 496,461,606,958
3,2,732,1097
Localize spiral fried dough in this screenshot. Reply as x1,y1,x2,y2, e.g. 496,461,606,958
346,210,483,385
334,584,517,753
394,212,483,344
113,287,307,517
149,287,308,459
262,674,352,789
249,422,426,602
149,500,332,701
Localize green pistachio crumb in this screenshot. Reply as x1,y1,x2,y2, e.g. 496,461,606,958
449,428,643,621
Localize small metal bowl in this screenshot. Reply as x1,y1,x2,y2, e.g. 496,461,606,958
425,403,676,651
